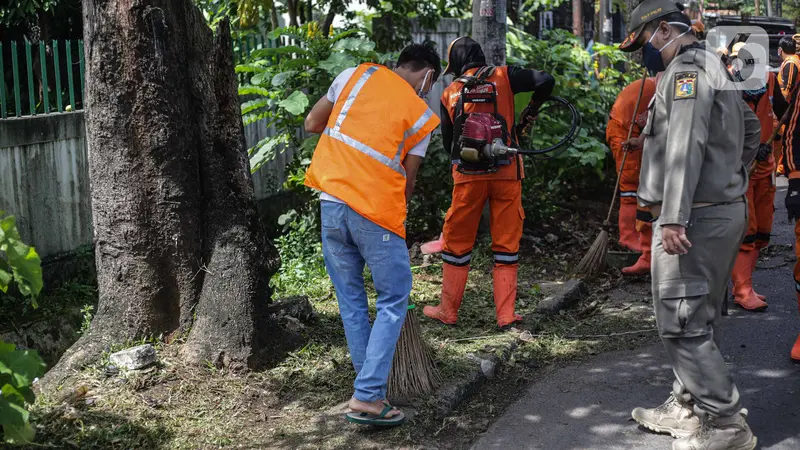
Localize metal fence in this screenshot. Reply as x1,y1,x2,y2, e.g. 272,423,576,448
0,36,277,119
0,40,85,118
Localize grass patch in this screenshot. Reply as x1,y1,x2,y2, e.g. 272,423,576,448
24,194,662,449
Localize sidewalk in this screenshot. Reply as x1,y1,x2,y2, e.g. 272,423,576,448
472,178,800,450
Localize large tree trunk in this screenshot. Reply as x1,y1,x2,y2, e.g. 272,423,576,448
44,0,280,386
473,0,506,66
286,0,299,27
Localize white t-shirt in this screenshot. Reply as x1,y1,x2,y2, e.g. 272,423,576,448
318,68,432,204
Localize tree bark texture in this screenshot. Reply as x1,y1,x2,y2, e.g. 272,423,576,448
47,0,280,383
472,0,506,66
572,0,583,39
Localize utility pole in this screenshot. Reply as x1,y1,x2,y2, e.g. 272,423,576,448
472,0,507,65
767,0,773,17
573,0,583,42
599,0,612,69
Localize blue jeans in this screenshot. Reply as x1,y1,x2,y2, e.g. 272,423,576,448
320,200,412,402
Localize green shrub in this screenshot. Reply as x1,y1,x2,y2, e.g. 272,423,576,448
0,212,47,445
507,28,641,220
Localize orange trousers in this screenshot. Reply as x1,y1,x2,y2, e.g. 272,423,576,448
741,176,776,253
441,180,523,267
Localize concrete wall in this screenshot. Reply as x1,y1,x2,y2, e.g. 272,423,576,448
0,112,295,262
0,113,93,259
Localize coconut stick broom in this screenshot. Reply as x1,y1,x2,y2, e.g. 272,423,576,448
388,304,441,404
576,67,649,277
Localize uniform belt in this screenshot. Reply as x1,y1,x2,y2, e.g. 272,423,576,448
648,196,745,220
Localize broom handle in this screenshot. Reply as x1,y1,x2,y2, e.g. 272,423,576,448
604,67,650,226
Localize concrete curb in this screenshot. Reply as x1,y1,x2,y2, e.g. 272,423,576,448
534,279,588,315
432,278,586,419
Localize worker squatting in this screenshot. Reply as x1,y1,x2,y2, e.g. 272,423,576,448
301,0,794,448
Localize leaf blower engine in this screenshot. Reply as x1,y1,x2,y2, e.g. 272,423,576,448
459,113,517,165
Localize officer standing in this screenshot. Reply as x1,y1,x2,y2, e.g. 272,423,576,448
619,1,762,449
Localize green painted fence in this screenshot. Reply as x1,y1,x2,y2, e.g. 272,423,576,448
1,40,85,118
0,35,277,119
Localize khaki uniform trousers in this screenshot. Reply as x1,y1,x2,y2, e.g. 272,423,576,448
651,201,747,418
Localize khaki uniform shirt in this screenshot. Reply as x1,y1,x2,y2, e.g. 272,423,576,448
638,44,762,226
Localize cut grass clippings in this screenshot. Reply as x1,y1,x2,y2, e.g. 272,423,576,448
23,207,660,449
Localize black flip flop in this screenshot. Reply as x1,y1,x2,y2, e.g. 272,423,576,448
345,404,406,427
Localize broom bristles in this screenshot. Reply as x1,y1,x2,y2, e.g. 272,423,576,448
387,308,441,404
575,229,609,277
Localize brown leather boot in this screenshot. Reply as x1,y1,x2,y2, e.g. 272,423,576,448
493,264,522,329
731,250,767,311
423,264,469,325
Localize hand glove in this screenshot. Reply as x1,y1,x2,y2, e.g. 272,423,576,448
755,143,771,162
786,178,800,222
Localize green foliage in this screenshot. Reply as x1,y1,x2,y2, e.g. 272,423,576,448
406,134,453,239
0,342,46,445
0,212,43,306
80,304,95,336
271,204,330,298
238,25,386,174
507,28,639,221
0,0,59,26
0,212,45,445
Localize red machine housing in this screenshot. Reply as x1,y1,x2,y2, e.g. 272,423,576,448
461,113,504,151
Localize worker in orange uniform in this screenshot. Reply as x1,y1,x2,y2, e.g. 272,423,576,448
605,77,657,276
728,42,787,311
304,43,441,425
779,36,800,361
422,37,554,329
776,37,800,176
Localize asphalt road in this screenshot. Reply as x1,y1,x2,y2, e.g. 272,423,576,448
472,177,800,450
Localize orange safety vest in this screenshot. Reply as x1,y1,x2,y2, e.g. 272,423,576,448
304,63,440,239
746,73,777,179
441,66,524,183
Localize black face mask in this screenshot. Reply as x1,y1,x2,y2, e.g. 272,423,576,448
447,38,487,77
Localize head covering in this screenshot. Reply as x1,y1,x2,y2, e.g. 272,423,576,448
444,37,487,77
620,0,686,52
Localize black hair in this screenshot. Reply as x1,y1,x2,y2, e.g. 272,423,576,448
780,36,796,55
396,41,442,82
643,12,692,34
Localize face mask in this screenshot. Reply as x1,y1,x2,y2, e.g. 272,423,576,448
417,69,433,99
642,22,691,72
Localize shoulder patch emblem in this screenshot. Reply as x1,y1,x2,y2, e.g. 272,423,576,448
674,72,698,100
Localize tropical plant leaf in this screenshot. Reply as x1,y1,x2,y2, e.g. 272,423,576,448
318,53,358,76
271,71,297,87
278,91,309,116
250,45,308,59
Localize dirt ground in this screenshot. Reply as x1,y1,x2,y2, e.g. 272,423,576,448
17,185,672,450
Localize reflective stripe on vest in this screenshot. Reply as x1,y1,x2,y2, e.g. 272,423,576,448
398,109,435,155
325,66,435,178
333,66,379,133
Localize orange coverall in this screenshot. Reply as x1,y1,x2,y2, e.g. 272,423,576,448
776,54,800,175
605,77,657,275
781,54,800,360
422,37,554,329
731,73,785,311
